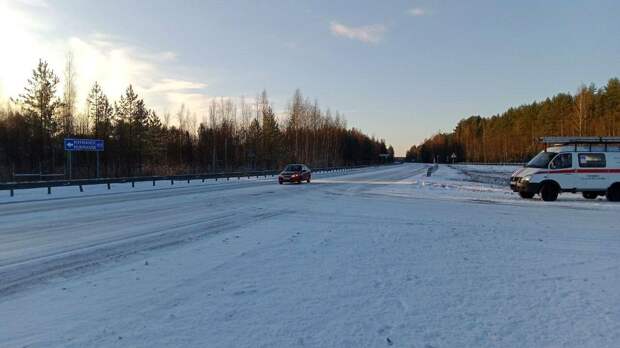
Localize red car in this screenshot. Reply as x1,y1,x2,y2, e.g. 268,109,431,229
278,164,311,184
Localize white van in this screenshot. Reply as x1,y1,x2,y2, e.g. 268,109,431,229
510,137,620,202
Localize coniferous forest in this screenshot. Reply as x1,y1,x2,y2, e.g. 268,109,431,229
0,60,394,181
407,78,620,163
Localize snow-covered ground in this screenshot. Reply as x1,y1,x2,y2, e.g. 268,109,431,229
1,164,619,347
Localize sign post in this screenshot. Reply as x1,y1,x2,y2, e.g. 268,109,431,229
64,139,105,179
451,152,457,164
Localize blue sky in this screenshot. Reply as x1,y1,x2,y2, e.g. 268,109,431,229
1,0,619,154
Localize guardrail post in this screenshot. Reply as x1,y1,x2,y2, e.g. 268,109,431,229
10,189,14,197
47,186,51,194
132,181,135,188
153,180,156,186
171,179,174,185
107,183,111,190
79,185,83,192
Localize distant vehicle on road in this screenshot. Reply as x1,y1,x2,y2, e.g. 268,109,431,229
278,164,311,184
511,137,620,202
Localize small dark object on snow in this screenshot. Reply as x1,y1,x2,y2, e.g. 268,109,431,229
386,337,393,346
144,260,149,266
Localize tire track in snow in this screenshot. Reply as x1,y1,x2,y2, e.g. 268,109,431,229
0,209,290,297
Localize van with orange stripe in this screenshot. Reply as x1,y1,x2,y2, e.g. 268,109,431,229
510,137,620,202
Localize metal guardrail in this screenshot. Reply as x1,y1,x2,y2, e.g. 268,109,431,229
12,173,66,181
0,165,370,197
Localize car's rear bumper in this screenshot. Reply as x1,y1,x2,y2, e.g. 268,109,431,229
279,177,303,183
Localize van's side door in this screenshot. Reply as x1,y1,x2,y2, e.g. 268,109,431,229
548,153,575,190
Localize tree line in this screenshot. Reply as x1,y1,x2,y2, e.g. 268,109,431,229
407,78,620,163
0,59,394,181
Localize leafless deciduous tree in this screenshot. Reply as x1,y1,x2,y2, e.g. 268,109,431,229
0,58,393,180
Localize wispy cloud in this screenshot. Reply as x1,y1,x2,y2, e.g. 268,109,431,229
148,79,207,93
64,36,211,115
329,21,386,44
15,0,49,8
407,7,429,17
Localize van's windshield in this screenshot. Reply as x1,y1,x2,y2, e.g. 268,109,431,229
526,151,557,168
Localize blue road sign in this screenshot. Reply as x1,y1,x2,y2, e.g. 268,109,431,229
64,138,104,152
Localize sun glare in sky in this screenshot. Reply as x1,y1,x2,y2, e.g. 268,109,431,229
0,2,43,100
0,1,208,115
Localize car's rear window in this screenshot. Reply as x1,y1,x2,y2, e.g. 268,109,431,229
285,165,302,171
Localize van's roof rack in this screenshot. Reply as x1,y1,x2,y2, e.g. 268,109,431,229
540,136,620,145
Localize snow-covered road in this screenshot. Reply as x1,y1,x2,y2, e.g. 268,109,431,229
1,164,619,347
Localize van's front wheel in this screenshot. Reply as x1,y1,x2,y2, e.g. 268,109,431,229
540,183,559,202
